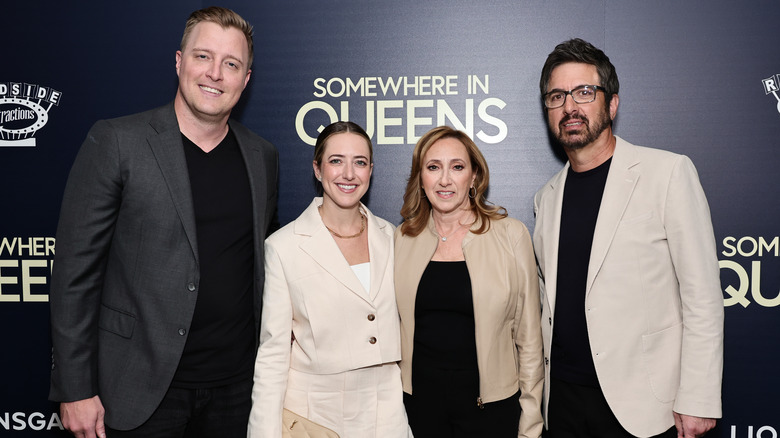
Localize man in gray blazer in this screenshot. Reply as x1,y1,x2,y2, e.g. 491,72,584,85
533,39,723,438
49,7,278,438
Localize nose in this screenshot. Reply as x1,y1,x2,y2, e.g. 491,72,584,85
206,61,223,81
343,162,355,180
439,168,452,186
562,93,579,114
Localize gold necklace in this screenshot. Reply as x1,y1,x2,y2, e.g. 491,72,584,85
319,206,366,239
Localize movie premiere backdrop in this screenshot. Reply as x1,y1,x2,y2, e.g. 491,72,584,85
1,0,778,436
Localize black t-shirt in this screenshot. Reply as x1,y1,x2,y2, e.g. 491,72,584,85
173,129,255,388
551,158,611,387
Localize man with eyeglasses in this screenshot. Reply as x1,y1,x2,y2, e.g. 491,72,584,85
532,39,723,438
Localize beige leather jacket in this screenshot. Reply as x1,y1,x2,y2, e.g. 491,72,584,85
394,214,544,438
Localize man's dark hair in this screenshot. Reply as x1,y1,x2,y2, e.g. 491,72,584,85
540,38,619,105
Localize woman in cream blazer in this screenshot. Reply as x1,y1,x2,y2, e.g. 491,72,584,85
248,122,409,437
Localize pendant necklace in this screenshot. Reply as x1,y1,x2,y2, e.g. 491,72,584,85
436,222,467,242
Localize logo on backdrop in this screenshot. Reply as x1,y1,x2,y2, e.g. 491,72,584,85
295,74,507,146
720,235,780,308
0,82,62,147
761,74,780,116
0,411,63,432
0,236,54,303
730,424,778,438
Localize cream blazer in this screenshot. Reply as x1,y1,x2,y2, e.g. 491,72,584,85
394,215,544,438
533,137,724,437
249,198,401,437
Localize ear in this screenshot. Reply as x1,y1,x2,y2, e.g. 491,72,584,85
609,93,619,120
175,51,182,76
312,160,321,180
243,69,252,90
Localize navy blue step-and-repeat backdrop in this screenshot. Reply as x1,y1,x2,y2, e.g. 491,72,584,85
2,1,778,436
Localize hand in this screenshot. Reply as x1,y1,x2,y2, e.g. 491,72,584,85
673,412,716,438
61,395,106,438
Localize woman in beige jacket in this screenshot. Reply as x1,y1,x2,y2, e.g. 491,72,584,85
394,126,544,438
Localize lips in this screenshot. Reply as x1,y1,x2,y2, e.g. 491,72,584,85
562,116,585,126
337,184,357,191
199,85,223,95
560,116,589,134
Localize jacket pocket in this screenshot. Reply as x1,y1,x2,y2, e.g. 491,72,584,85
641,322,682,402
620,210,654,226
98,304,136,339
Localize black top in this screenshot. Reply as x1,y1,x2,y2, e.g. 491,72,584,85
173,129,255,388
551,158,611,387
413,261,478,372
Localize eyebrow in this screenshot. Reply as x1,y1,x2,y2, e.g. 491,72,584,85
328,154,369,160
425,157,466,164
547,84,590,93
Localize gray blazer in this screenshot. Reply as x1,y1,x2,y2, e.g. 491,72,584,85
49,103,278,430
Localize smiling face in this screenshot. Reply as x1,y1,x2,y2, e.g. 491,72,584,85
545,62,617,150
421,137,476,217
174,21,251,125
313,132,373,210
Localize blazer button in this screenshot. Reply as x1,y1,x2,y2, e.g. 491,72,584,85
369,337,377,344
548,317,552,325
178,328,187,336
187,283,196,292
367,314,376,321
545,357,549,365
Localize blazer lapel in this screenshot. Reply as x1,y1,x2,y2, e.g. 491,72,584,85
147,104,199,263
539,166,568,316
231,120,268,246
366,210,390,301
586,137,640,297
297,200,372,304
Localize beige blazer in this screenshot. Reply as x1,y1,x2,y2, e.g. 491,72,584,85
533,137,723,437
395,215,544,438
249,198,401,437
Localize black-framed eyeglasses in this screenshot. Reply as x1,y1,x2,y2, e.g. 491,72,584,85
543,85,605,109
